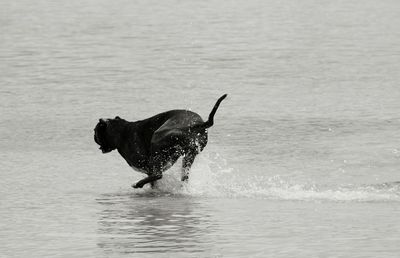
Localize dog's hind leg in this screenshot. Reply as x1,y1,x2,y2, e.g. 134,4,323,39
181,151,196,182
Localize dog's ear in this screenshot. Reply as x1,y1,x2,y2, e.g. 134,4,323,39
98,119,107,128
115,116,121,120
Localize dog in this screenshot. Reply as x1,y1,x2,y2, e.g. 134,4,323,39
94,94,227,188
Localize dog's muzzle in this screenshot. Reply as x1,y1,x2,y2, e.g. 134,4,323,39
94,121,113,153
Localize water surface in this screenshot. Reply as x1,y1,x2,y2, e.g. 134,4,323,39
1,0,400,257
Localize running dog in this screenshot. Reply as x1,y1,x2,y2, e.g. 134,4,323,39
94,94,227,188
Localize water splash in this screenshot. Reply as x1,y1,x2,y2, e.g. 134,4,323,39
131,155,400,202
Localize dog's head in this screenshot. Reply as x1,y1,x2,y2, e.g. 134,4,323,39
94,116,124,153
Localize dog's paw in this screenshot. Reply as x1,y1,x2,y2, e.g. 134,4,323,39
132,183,143,189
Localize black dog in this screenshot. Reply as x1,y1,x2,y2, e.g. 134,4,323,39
94,94,227,188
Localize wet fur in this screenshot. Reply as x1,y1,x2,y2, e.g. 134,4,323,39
94,94,227,188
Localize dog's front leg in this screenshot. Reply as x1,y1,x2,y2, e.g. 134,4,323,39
132,154,165,188
132,173,162,188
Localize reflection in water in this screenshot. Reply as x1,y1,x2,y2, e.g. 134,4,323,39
96,191,215,256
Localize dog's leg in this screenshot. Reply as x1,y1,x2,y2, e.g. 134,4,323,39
132,174,162,188
132,153,164,188
133,127,186,189
132,151,179,188
181,151,196,182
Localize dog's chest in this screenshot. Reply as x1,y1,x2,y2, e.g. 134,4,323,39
130,165,148,174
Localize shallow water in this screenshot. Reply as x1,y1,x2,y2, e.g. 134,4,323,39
1,0,400,257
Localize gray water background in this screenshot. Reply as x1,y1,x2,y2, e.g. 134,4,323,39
1,0,400,257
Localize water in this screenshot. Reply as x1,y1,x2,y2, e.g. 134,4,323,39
1,0,400,257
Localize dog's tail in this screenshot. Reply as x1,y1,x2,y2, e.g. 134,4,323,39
191,94,227,131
